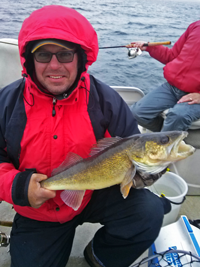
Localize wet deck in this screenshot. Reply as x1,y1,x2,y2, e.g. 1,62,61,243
0,195,199,267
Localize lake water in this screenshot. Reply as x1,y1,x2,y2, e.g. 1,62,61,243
0,0,200,93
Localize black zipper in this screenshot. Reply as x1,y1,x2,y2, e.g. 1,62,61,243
52,97,57,117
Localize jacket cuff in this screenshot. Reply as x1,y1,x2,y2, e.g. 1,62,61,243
12,168,36,206
145,46,153,53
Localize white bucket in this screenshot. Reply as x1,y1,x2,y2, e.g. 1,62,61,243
148,172,188,226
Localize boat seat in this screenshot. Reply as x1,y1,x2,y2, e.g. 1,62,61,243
0,38,22,89
111,86,145,106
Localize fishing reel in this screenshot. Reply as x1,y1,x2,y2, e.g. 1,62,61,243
0,232,10,247
127,47,142,59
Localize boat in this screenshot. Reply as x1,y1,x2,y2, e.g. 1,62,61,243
0,38,199,267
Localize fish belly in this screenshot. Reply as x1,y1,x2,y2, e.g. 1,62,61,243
42,153,132,191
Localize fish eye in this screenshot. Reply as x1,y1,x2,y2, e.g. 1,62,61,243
160,136,170,144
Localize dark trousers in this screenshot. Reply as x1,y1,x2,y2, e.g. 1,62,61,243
10,186,171,267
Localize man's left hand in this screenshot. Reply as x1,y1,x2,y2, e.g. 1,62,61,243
133,168,167,188
177,93,200,104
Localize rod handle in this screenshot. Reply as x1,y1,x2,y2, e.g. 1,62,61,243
144,41,171,46
0,221,13,227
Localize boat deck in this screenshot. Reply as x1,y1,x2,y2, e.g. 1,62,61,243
0,195,199,267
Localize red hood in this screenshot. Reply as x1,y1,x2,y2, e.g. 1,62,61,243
18,5,99,75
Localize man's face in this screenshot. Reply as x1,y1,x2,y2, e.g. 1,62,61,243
34,44,78,95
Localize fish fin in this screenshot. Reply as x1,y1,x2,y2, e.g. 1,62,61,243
51,152,83,176
90,136,122,156
120,165,136,198
121,181,133,199
60,190,85,211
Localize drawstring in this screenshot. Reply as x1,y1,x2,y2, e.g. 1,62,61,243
80,76,94,108
21,76,35,107
23,92,34,107
80,76,88,104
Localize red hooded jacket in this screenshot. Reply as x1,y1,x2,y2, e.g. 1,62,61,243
146,20,200,93
0,6,139,223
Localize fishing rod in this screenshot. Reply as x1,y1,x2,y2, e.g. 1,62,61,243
0,220,13,227
99,41,171,59
99,41,171,49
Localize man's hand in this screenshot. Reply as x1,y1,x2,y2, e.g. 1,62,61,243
126,41,147,51
133,168,167,188
28,173,56,208
177,93,200,105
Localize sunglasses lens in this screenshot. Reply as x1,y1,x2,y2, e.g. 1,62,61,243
34,52,52,63
57,51,74,63
34,51,75,63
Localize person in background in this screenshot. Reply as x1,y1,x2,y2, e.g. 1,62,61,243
0,5,170,267
128,20,200,132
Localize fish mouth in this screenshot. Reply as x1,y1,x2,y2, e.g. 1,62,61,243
168,131,195,160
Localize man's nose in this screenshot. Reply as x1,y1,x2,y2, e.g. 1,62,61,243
49,54,61,68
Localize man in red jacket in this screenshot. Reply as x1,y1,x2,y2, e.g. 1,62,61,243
129,21,200,132
0,5,170,267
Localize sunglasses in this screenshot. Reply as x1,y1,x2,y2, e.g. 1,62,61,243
34,50,77,63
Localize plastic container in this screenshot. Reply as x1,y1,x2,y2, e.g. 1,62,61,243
148,172,188,226
148,216,200,267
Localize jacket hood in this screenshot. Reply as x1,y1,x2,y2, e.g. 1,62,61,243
18,5,99,75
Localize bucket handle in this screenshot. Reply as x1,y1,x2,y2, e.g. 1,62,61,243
160,194,186,205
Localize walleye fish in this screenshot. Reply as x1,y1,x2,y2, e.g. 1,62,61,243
41,131,195,210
